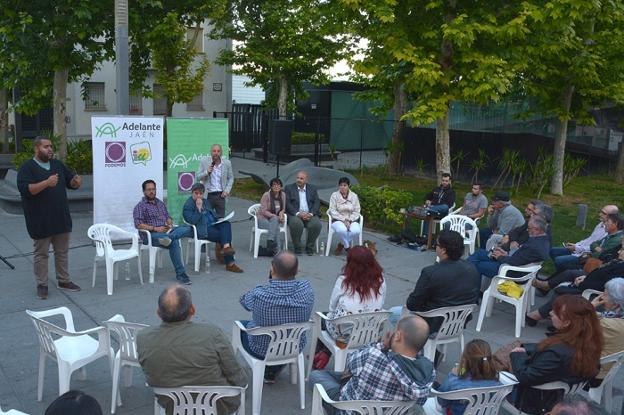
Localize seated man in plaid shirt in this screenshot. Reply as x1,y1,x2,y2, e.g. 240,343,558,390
310,315,434,413
239,250,315,383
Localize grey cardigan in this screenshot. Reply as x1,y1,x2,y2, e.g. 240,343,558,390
196,157,234,193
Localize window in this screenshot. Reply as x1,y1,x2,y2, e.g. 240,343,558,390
84,82,106,111
187,27,204,53
186,91,204,111
129,93,143,115
153,84,167,115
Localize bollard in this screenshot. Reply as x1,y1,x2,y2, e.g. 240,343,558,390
576,204,588,230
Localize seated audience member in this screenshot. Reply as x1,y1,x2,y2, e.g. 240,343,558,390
457,182,488,221
390,230,480,331
137,284,247,415
480,191,525,249
499,200,553,251
258,177,286,255
468,216,550,283
585,213,624,261
309,315,434,414
549,394,608,415
507,295,602,415
45,390,103,415
550,205,618,272
527,246,624,326
423,339,501,415
133,179,193,284
326,246,386,343
422,172,456,236
590,278,624,384
183,183,243,273
328,177,362,255
285,170,322,255
239,251,314,383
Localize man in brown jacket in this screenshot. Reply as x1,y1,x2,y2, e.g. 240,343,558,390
138,284,247,414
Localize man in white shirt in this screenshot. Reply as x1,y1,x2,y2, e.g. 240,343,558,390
196,144,234,218
549,204,618,272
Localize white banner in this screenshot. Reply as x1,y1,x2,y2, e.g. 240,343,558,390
91,116,164,231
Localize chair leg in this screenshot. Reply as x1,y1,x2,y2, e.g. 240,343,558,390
325,229,332,256
92,259,98,288
106,259,114,295
515,301,523,338
111,357,121,414
185,241,190,265
149,250,156,284
37,353,46,401
194,242,201,272
334,349,347,372
249,230,254,252
476,291,490,332
423,340,436,362
306,337,318,379
254,233,261,259
137,256,144,285
57,363,72,396
251,362,265,415
298,354,306,409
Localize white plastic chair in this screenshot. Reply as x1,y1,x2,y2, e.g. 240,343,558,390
182,220,211,272
500,372,586,415
325,212,364,256
151,385,246,415
588,350,624,412
582,288,603,300
427,376,517,415
420,203,456,237
25,307,113,401
0,408,29,415
413,304,476,362
476,263,542,338
307,311,391,376
439,215,478,255
231,320,312,415
87,224,143,295
311,383,415,415
248,204,288,258
104,314,149,414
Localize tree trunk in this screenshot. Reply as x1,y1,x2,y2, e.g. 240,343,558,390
616,140,624,184
435,107,451,182
167,99,174,117
550,84,574,195
388,80,406,176
53,68,69,161
277,76,288,119
0,89,8,153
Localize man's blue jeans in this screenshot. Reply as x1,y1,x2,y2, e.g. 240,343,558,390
549,247,581,272
468,249,500,288
422,204,449,235
203,222,235,265
150,225,192,278
309,370,342,415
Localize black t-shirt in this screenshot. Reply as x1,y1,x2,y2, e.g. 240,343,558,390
17,159,75,239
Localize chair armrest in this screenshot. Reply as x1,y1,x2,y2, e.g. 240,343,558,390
314,383,336,404
498,263,542,276
233,320,249,333
532,381,570,393
315,311,331,321
28,306,76,332
492,273,535,284
138,228,152,245
326,211,334,224
582,289,603,300
72,326,109,339
499,371,518,385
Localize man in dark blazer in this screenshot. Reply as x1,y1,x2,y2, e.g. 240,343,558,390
285,170,322,255
403,230,480,333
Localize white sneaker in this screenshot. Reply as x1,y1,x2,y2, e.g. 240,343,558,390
158,238,172,247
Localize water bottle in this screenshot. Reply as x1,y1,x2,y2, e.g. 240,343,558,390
124,262,131,280
320,241,325,256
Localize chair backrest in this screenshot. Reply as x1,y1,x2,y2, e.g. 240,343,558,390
439,214,477,238
25,307,75,357
151,385,245,415
245,321,313,362
313,384,413,415
104,314,148,364
328,311,391,350
498,263,542,282
248,204,261,228
599,350,624,387
415,305,475,342
88,223,117,257
431,382,517,415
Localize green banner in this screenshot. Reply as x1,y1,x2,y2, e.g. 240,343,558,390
166,118,229,222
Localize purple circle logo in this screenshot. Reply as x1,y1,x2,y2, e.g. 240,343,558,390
178,172,195,192
105,141,126,163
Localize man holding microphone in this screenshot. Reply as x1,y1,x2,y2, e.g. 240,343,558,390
196,144,234,219
17,136,82,299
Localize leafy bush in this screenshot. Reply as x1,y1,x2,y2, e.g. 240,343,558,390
291,132,326,144
352,184,417,233
12,134,93,174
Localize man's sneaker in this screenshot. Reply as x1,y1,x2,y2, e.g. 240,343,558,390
57,281,81,292
37,285,48,299
177,274,192,285
158,238,172,247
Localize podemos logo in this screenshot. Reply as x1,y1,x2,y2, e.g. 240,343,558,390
178,172,195,193
105,141,126,167
96,123,121,138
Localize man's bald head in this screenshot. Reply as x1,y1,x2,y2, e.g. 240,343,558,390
396,315,430,353
604,205,619,215
157,284,194,323
271,250,298,280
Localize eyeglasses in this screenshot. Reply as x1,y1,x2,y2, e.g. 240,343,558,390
600,210,608,215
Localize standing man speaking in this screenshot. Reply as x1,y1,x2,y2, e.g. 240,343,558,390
196,144,234,218
17,136,82,299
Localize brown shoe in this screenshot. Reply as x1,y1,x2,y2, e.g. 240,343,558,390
215,243,225,264
531,279,549,292
225,263,244,273
222,246,236,256
57,281,81,292
37,285,48,299
334,243,344,256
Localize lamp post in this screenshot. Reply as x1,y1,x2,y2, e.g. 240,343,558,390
115,0,129,115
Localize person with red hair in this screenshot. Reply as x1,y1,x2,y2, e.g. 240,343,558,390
508,295,603,414
326,246,386,342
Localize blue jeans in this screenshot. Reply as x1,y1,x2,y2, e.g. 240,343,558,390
203,222,235,265
309,370,342,415
468,249,500,286
422,204,449,235
389,305,403,326
549,247,580,272
479,228,493,249
150,226,192,278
